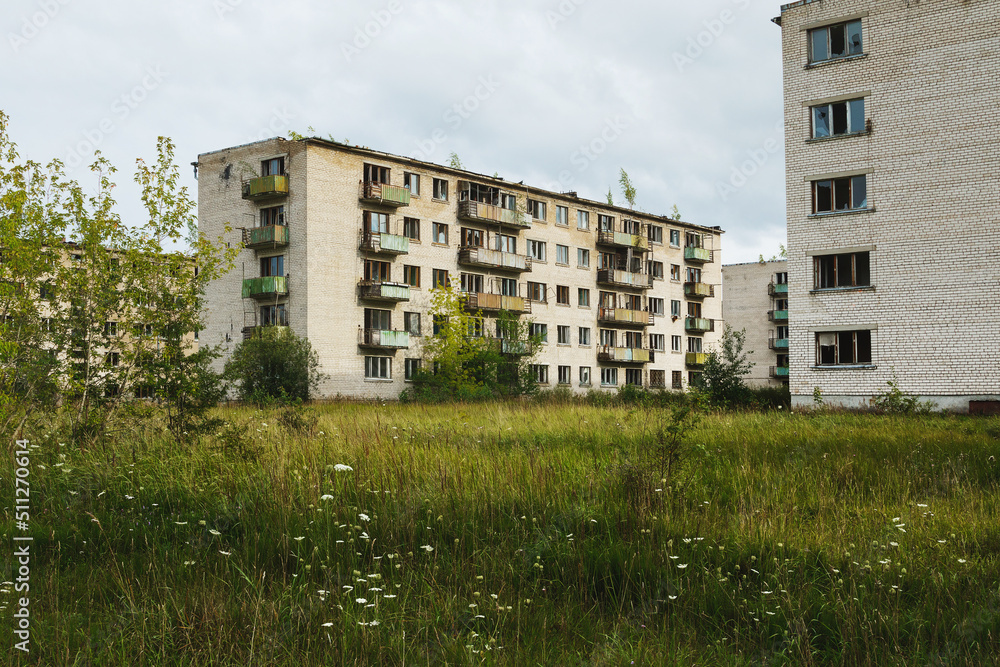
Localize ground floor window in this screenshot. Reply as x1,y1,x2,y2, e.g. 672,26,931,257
558,365,571,385
625,368,643,387
650,369,665,388
532,364,549,384
816,330,872,366
365,356,391,379
601,367,618,387
404,358,421,381
671,371,683,389
579,366,591,387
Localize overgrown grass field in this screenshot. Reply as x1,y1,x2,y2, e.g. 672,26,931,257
5,403,1000,665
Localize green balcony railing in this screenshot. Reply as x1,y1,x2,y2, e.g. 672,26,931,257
768,310,789,322
597,307,651,327
597,230,648,250
597,269,653,290
359,181,411,207
242,276,288,299
684,246,713,263
359,329,410,349
242,175,289,200
685,352,708,367
358,281,411,302
243,224,289,249
685,317,714,333
597,346,652,364
769,337,789,350
770,366,790,379
768,282,789,296
457,201,529,229
361,231,409,254
684,282,715,299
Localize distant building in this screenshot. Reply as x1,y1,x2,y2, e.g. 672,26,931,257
774,0,1000,411
196,138,724,399
722,260,788,387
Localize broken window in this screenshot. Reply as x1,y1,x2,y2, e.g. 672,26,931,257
556,285,570,305
623,331,643,349
526,281,546,302
260,304,287,326
496,234,516,253
812,98,865,138
809,20,863,63
260,206,285,227
403,172,420,196
816,330,872,366
461,227,484,248
687,302,702,318
498,278,517,296
814,251,871,289
687,337,702,353
813,175,867,213
460,273,484,294
363,163,390,184
261,157,285,176
527,199,546,221
433,178,448,201
625,369,643,387
598,214,614,232
364,308,392,331
403,217,420,240
600,329,616,347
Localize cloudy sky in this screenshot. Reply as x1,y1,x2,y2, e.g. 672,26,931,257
2,0,787,263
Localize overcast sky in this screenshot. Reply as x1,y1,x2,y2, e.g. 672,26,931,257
2,0,787,263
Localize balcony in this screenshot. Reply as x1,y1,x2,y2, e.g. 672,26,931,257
491,338,533,356
770,365,790,379
769,337,789,350
768,310,789,323
359,329,410,350
596,230,648,251
768,282,789,296
458,247,531,273
242,175,289,201
359,181,411,207
684,246,713,263
358,281,411,302
597,269,653,290
243,224,289,250
685,352,708,367
597,307,651,327
242,325,289,340
685,317,715,333
597,346,652,364
464,292,531,315
457,201,530,229
242,276,288,299
684,282,715,299
361,231,409,255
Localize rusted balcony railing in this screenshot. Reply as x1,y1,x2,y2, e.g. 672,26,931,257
457,201,529,229
596,230,648,251
597,346,653,364
243,224,289,250
360,230,409,255
597,307,651,327
684,282,715,299
464,292,531,314
458,247,531,272
359,181,410,207
358,281,411,302
242,175,289,200
597,269,653,290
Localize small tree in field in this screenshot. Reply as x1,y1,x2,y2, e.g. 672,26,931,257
692,325,754,408
224,327,323,405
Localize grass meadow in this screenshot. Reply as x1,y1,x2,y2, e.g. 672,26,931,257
4,402,1000,665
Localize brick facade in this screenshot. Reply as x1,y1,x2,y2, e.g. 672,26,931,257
722,260,789,387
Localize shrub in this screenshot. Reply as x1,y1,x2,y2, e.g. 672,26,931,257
224,327,324,405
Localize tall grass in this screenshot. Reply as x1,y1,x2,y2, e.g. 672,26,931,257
5,404,999,665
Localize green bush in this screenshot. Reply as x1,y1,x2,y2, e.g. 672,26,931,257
224,327,323,405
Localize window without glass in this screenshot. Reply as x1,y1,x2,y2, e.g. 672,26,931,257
600,329,616,347
262,157,285,176
686,267,702,283
671,300,681,318
670,264,681,281
526,240,546,261
648,226,663,243
775,272,788,285
813,175,867,213
498,277,517,296
556,285,570,305
814,251,870,289
623,331,643,349
496,234,517,253
812,98,865,138
403,172,420,196
809,20,863,64
649,334,665,352
365,356,391,379
403,217,420,240
363,164,389,184
404,312,421,335
532,364,549,384
404,358,421,380
816,330,872,366
625,368,643,387
556,206,569,226
577,211,590,230
364,308,392,331
260,255,284,277
669,229,680,246
650,261,664,280
527,199,546,221
598,214,614,232
687,337,702,353
601,367,618,386
432,223,448,244
579,327,591,346
260,206,285,227
260,304,287,326
580,366,591,385
556,244,569,265
432,178,448,200
460,273,484,294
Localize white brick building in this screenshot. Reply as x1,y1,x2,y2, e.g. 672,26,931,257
775,0,1000,411
722,260,789,388
196,138,723,399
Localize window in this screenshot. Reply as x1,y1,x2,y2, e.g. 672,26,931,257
650,370,665,388
532,364,549,384
496,234,517,253
526,281,546,302
812,98,865,138
623,219,641,235
262,156,285,176
498,277,517,296
648,298,664,317
432,223,449,245
687,337,702,353
403,172,420,196
403,217,420,240
577,211,590,230
365,210,389,233
598,214,614,232
775,272,788,285
816,330,873,366
813,175,868,213
672,371,683,389
556,285,570,305
260,205,285,227
40,283,53,300
104,321,117,337
814,251,871,289
556,365,571,385
467,317,484,338
648,225,663,244
260,304,287,326
365,308,391,331
526,240,546,262
809,19,863,64
579,366,591,386
432,269,450,288
106,352,120,367
556,325,571,345
669,229,680,247
404,358,421,381
136,385,156,399
260,255,284,277
433,314,446,335
600,329,616,347
670,264,681,281
578,288,590,307
577,248,590,268
556,244,569,265
600,367,618,387
649,334,665,352
671,300,681,318
686,267,702,283
363,163,389,183
365,260,390,282
527,199,546,221
403,265,421,287
597,252,616,271
623,331,643,349
556,205,569,226
460,273,485,294
671,335,682,352
432,178,448,200
684,232,702,249
404,312,421,336
625,369,643,387
365,356,391,379
461,227,484,248
579,327,591,346
529,323,548,343
688,302,703,318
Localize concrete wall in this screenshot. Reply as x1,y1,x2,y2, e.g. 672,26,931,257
722,260,788,387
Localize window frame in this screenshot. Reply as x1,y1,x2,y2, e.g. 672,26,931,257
813,251,871,290
812,174,868,214
364,356,392,380
432,222,449,245
403,217,420,241
555,205,569,226
432,178,448,201
555,244,570,266
815,329,873,367
808,19,864,65
811,98,866,139
579,327,591,347
403,172,420,196
403,264,421,287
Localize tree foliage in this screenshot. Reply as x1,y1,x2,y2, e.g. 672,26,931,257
619,168,637,209
224,327,323,405
692,325,754,408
